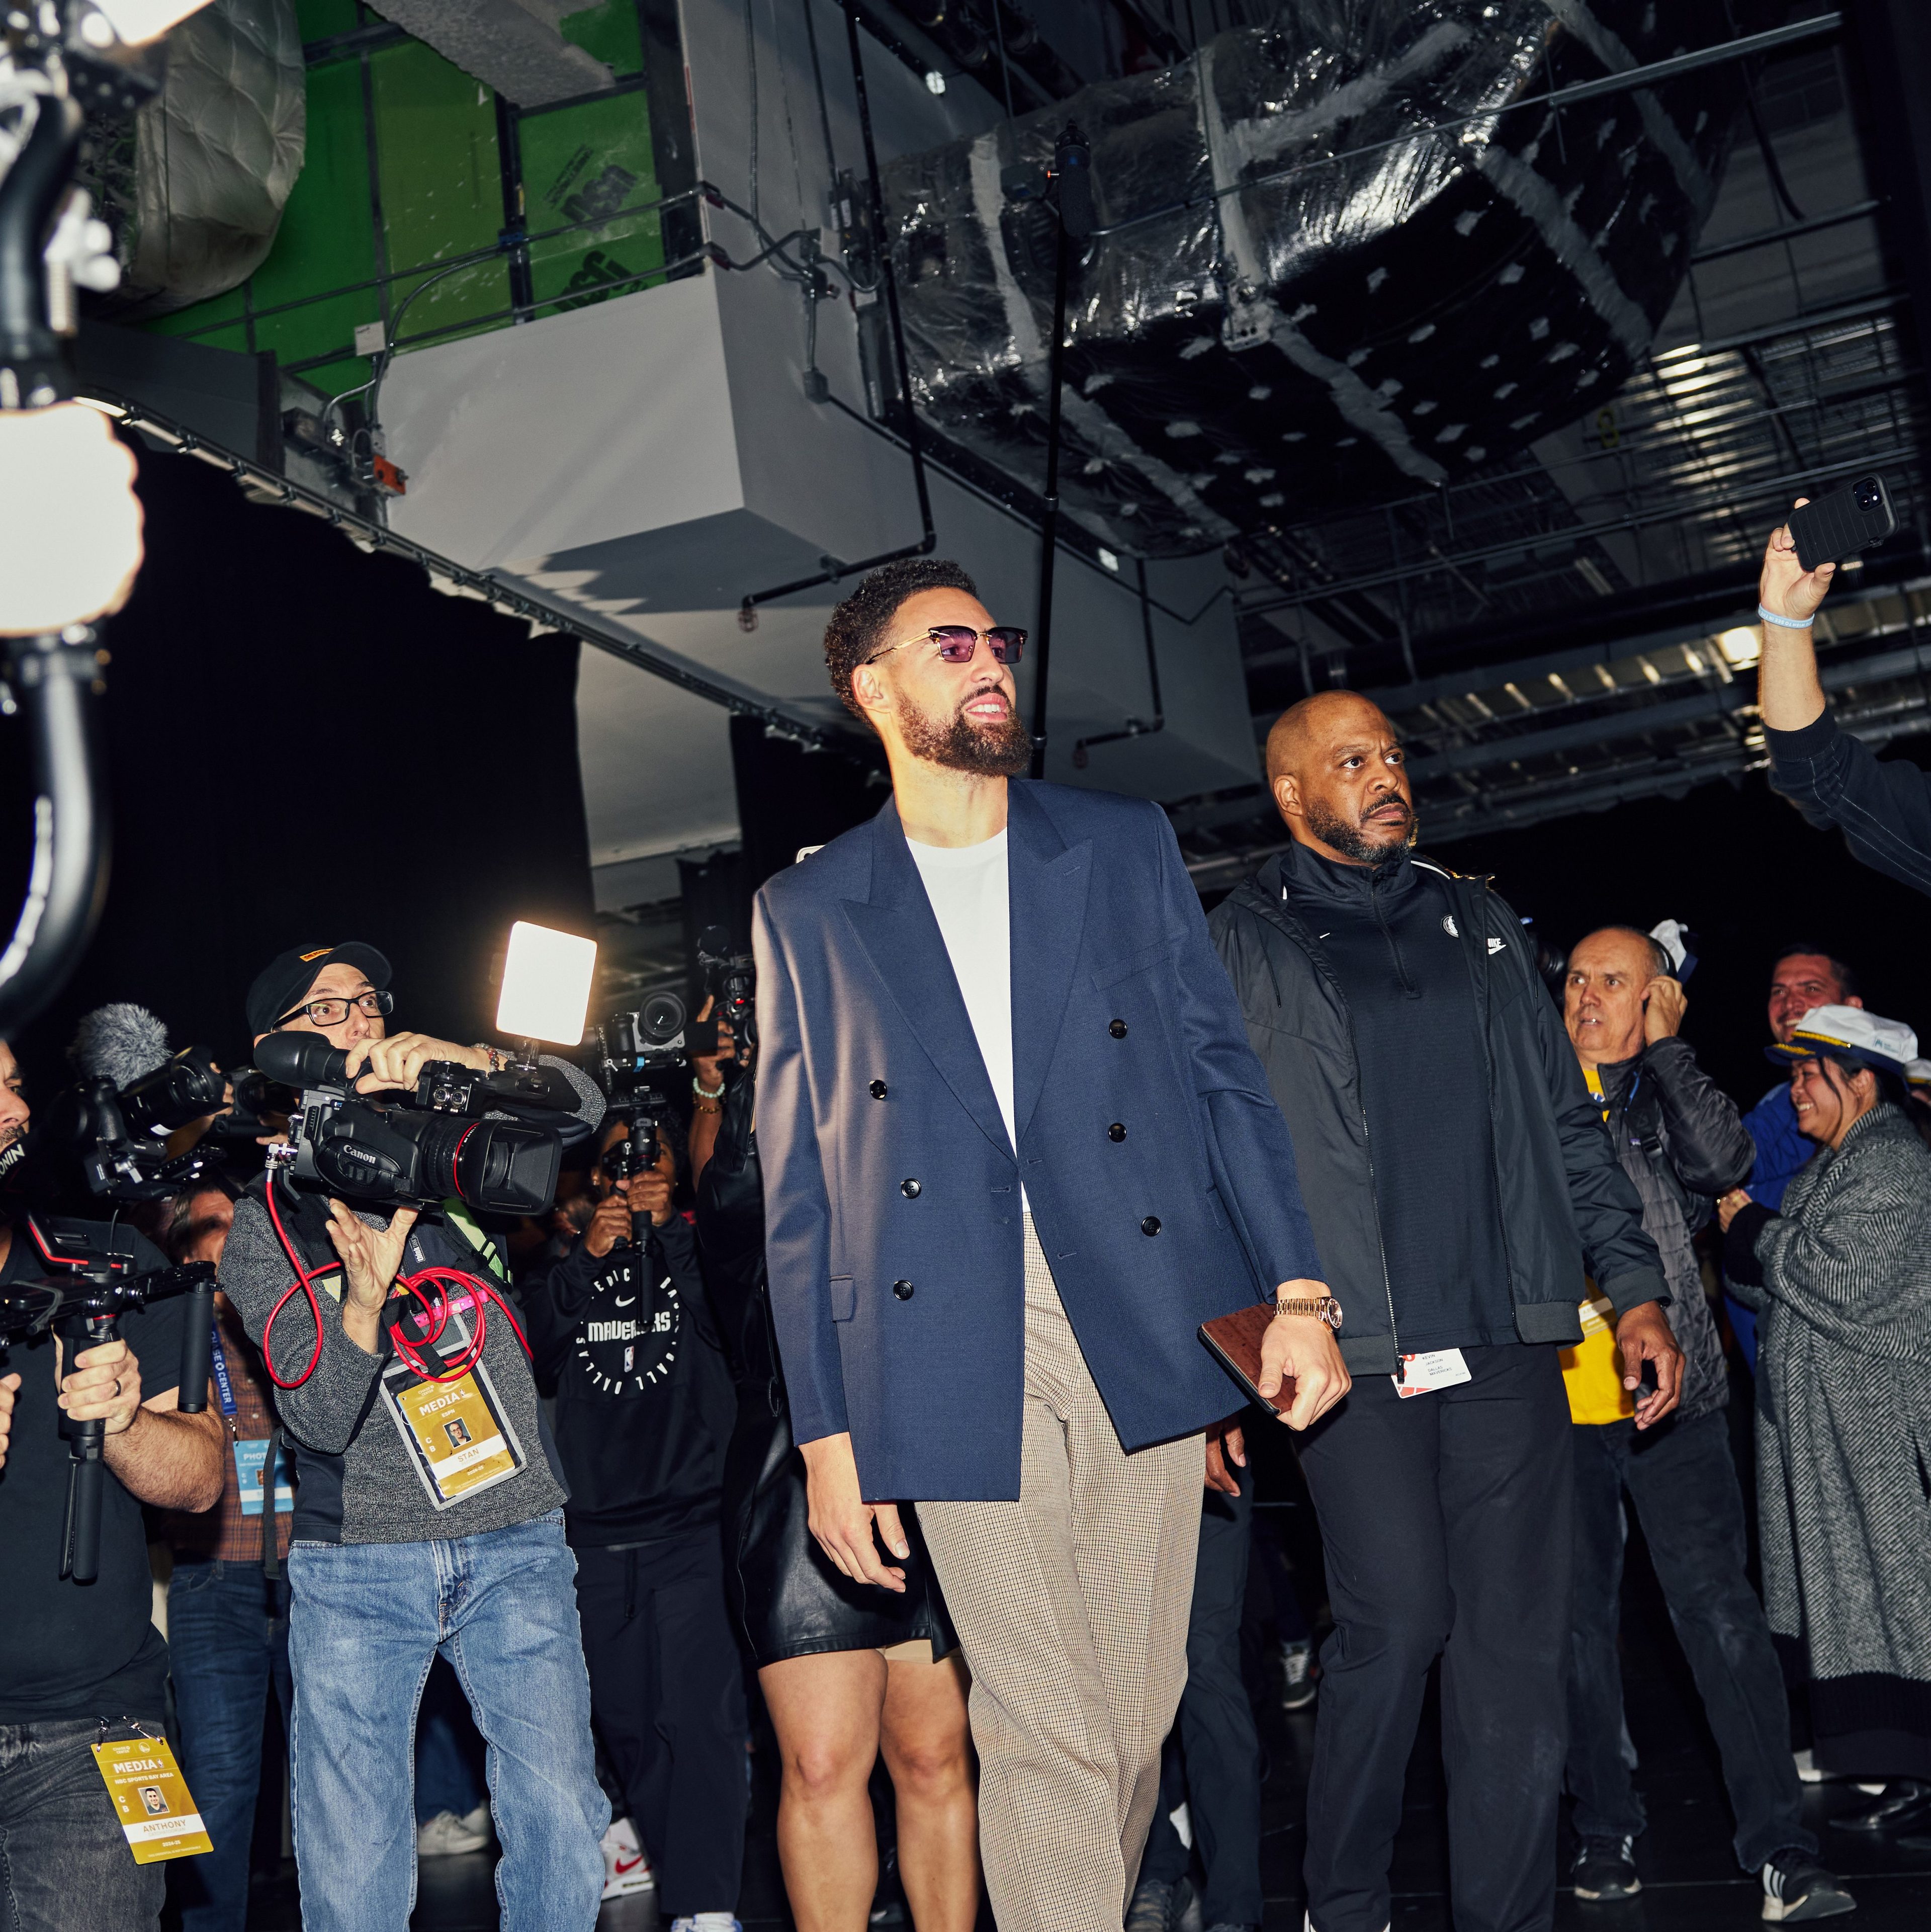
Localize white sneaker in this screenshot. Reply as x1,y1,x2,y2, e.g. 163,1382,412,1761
600,1816,654,1899
416,1801,491,1857
669,1918,741,1932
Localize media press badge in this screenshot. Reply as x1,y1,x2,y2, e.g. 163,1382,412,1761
1394,1347,1474,1397
379,1300,526,1508
92,1732,213,1864
234,1436,295,1516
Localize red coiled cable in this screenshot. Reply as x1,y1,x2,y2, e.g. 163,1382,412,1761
384,1264,530,1384
260,1176,529,1388
261,1176,329,1389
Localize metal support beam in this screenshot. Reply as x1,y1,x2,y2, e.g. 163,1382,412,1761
1402,606,1931,783
93,393,864,754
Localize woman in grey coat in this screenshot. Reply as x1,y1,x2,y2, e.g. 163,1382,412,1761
1720,1002,1931,1834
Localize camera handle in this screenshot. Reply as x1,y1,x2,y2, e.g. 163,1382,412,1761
55,1302,118,1584
178,1274,214,1416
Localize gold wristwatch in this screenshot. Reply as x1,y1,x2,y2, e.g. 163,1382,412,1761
1275,1295,1343,1329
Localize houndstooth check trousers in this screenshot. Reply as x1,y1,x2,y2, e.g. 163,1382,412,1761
918,1217,1204,1932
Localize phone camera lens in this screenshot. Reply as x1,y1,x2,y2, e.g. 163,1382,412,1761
1855,478,1880,509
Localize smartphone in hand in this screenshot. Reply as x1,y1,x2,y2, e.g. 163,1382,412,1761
1788,474,1896,572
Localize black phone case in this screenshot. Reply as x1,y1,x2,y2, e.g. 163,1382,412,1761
1788,475,1896,571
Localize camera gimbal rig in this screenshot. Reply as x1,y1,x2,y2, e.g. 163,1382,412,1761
1,1216,214,1581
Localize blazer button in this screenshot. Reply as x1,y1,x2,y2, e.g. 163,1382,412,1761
869,1079,888,1099
1108,1123,1127,1142
1141,1215,1161,1236
893,1279,915,1300
901,1178,922,1198
1109,1019,1128,1038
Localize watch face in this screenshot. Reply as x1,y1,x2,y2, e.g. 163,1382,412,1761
573,1250,680,1396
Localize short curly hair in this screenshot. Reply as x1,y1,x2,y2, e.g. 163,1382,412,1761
824,557,980,721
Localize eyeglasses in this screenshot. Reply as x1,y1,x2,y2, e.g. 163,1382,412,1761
865,624,1027,667
273,989,395,1029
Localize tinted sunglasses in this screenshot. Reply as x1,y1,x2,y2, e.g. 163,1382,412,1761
868,625,1027,666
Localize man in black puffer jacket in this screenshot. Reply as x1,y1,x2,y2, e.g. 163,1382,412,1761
1560,928,1851,1918
1209,692,1677,1932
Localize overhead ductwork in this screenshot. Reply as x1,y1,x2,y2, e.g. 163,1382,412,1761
103,0,306,317
883,0,1737,554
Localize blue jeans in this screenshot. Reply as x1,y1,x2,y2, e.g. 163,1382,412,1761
287,1511,607,1932
165,1559,292,1932
0,1718,166,1932
414,1656,486,1824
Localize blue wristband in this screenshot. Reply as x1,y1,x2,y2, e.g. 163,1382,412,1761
1758,604,1814,630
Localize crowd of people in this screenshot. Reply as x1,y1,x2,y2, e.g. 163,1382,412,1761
0,506,1927,1932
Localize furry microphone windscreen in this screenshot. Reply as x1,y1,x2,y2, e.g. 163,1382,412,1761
70,1003,173,1090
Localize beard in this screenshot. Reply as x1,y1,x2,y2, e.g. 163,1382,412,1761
1305,794,1418,865
899,684,1033,777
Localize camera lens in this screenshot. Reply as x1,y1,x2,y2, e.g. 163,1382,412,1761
1855,477,1880,509
639,991,686,1046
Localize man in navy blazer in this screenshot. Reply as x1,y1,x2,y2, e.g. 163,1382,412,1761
753,558,1345,1932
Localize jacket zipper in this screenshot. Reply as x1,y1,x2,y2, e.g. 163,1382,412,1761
1266,880,1405,1373
1434,867,1524,1321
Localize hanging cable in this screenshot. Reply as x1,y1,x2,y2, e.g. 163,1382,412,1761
743,0,761,226
802,0,840,177
260,1172,528,1389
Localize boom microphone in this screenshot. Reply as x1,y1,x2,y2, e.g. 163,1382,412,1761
70,1003,172,1090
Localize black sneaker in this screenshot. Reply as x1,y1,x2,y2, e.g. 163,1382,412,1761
1126,1877,1185,1932
1832,1779,1931,1833
1760,1850,1855,1921
1280,1639,1318,1711
1570,1835,1640,1901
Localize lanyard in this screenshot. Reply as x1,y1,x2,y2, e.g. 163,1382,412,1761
207,1328,238,1419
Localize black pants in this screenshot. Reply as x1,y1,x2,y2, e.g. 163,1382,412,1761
573,1529,748,1918
1142,1458,1264,1924
1295,1345,1572,1932
1567,1408,1813,1871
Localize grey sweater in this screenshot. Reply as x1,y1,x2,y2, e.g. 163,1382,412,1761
218,1057,597,1545
221,1192,565,1544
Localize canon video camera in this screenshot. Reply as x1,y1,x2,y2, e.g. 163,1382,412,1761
254,1034,576,1216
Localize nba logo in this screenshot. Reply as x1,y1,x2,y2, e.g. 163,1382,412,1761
624,1346,634,1372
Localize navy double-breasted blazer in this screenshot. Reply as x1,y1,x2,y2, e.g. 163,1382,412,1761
752,780,1323,1501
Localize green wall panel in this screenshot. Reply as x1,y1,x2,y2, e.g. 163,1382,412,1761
143,284,247,342
249,56,380,385
141,6,671,391
520,87,663,317
560,2,646,76
295,0,361,40
373,41,509,351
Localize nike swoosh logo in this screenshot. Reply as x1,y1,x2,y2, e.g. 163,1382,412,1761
614,1295,635,1307
614,1855,646,1874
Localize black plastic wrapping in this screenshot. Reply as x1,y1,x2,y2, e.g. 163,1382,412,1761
884,1,1737,554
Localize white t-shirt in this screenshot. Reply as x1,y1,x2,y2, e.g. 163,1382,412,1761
905,829,1024,1201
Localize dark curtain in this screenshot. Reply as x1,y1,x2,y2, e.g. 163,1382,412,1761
729,712,884,906
0,428,595,1094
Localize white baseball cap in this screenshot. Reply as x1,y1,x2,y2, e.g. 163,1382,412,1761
1768,1003,1917,1077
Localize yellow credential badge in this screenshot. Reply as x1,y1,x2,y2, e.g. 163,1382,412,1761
92,1735,213,1864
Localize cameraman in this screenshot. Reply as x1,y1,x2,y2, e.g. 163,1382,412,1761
522,1111,745,1929
216,945,608,1932
0,1036,226,1932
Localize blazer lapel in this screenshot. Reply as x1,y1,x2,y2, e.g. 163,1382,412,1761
840,798,1016,1160
1008,783,1092,1144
